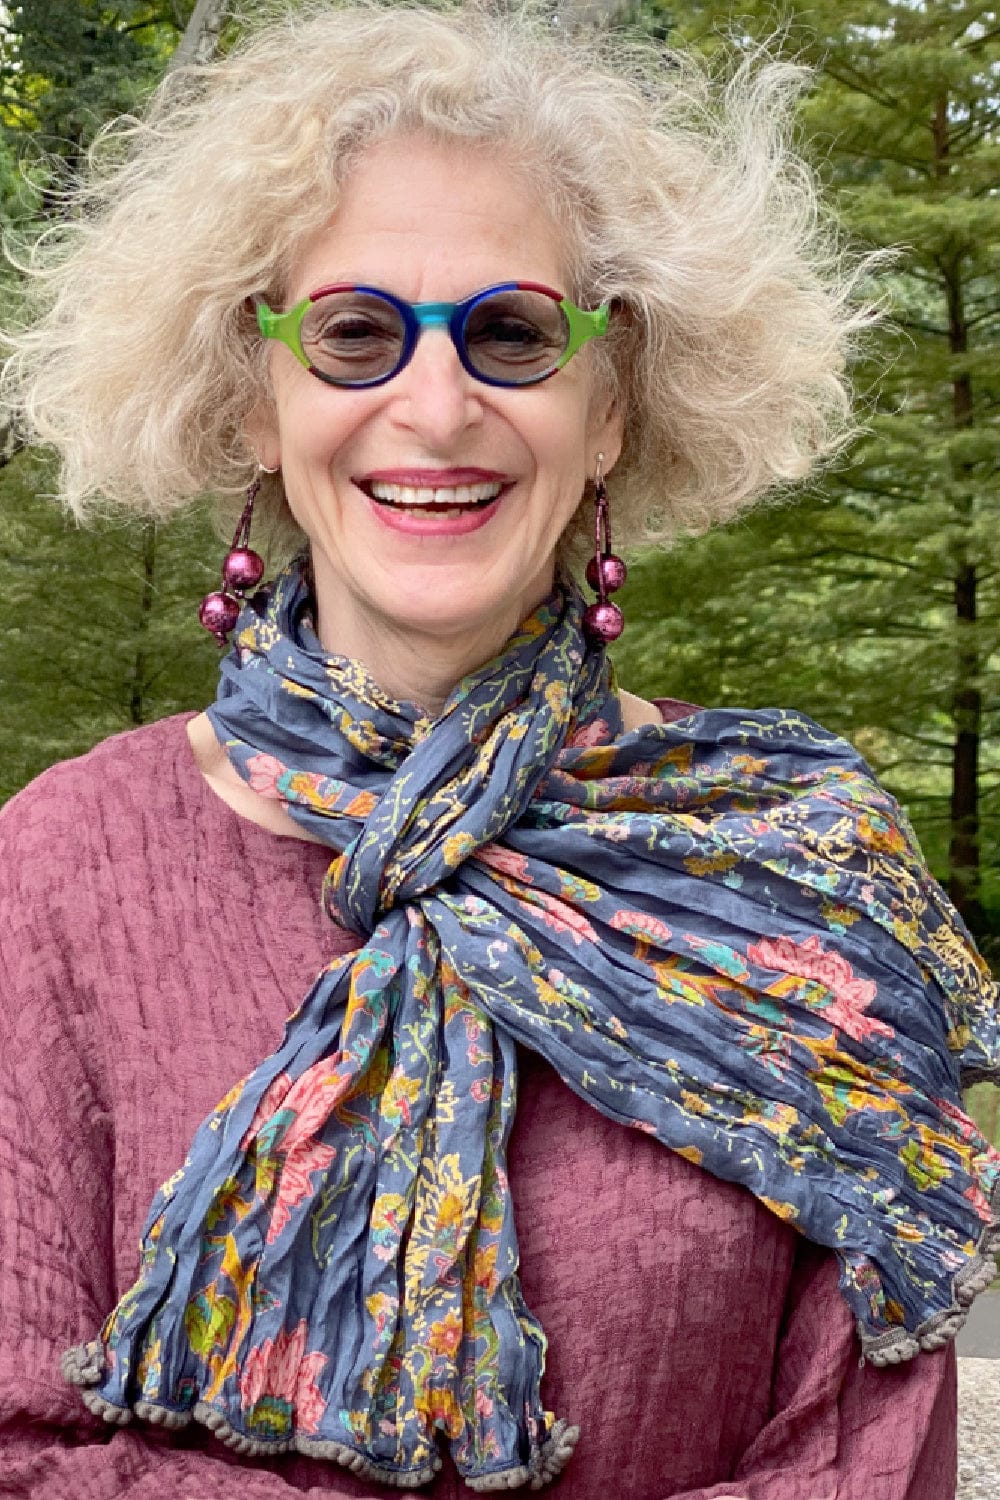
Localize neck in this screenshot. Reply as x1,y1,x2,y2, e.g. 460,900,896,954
309,558,555,720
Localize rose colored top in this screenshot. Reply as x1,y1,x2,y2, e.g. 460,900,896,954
0,713,956,1500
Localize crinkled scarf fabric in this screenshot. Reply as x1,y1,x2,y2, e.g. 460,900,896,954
64,563,1000,1492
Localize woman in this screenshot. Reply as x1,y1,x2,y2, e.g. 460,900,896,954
1,5,996,1498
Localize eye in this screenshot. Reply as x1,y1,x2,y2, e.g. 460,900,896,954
314,314,398,346
463,292,567,373
300,295,405,366
472,314,548,348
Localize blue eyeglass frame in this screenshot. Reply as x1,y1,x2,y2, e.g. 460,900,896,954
254,280,611,389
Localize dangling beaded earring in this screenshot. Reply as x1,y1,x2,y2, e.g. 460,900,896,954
583,453,627,643
198,468,270,646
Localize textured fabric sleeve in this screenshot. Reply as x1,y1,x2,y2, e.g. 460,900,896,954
0,785,457,1500
659,1241,957,1500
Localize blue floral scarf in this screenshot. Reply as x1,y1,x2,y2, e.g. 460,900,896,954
65,561,1000,1491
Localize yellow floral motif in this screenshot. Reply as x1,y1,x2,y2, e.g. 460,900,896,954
212,1076,248,1120
574,746,617,779
427,1307,464,1357
415,1385,465,1439
895,1222,926,1244
947,1023,972,1054
674,1144,703,1166
544,680,570,716
820,900,860,928
856,812,907,855
650,959,708,1007
753,1101,800,1134
136,1335,162,1393
473,1243,499,1293
280,678,318,701
730,753,769,777
652,743,694,774
404,1150,480,1308
759,1196,799,1222
372,1193,409,1236
531,976,569,1011
683,851,740,877
900,1134,950,1192
433,1079,460,1125
382,1069,423,1124
443,832,478,867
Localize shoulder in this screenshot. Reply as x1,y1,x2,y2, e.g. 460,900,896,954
0,713,198,896
653,695,702,723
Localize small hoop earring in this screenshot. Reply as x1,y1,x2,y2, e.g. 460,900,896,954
197,472,267,646
583,453,627,644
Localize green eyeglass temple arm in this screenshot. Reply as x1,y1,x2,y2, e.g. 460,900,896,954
556,298,610,368
256,297,311,367
254,291,611,372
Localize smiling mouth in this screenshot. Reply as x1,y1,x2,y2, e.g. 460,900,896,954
357,479,506,515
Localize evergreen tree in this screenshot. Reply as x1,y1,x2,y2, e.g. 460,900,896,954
0,449,222,800
617,0,1000,940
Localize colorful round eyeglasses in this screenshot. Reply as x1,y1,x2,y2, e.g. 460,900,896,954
254,281,611,389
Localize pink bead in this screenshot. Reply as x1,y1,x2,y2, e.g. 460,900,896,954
222,547,265,592
198,591,240,640
583,601,625,643
585,553,628,594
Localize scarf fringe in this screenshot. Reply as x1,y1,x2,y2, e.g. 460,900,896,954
860,1182,1000,1365
61,1340,578,1491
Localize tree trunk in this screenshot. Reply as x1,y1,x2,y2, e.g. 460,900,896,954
936,93,984,929
171,0,230,69
0,419,24,470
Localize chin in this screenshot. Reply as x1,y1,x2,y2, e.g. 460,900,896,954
386,596,516,643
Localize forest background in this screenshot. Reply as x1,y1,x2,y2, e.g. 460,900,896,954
0,0,998,1155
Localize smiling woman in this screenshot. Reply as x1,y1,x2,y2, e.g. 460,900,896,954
0,4,997,1499
241,133,622,706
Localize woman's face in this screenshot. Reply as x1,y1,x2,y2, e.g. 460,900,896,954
249,134,623,664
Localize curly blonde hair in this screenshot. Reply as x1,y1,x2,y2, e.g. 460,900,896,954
2,0,874,552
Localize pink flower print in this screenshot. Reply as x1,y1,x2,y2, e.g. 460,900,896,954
567,717,611,748
266,1137,338,1244
246,753,287,799
933,1095,983,1144
476,844,532,883
747,934,893,1043
531,890,598,946
241,1072,293,1150
964,1181,994,1219
239,1319,328,1436
252,1061,347,1243
470,1077,490,1103
610,910,673,954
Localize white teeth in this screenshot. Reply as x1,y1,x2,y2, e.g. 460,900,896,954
367,481,503,506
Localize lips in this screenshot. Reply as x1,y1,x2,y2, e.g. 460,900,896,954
354,468,514,518
357,468,512,486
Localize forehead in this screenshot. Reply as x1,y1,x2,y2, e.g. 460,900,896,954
285,134,571,303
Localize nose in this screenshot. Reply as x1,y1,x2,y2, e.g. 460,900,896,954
387,324,484,447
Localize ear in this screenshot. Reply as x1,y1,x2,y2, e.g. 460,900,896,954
244,396,281,472
586,383,625,476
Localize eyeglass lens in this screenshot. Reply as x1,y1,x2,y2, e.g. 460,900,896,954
298,288,569,386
